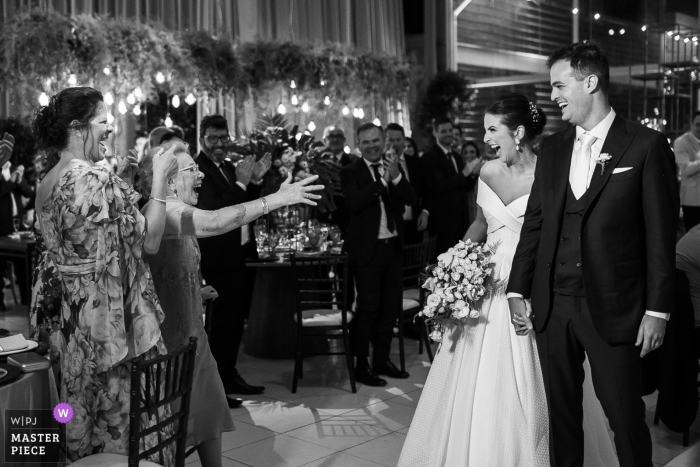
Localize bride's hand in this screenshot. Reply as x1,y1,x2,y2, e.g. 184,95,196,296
276,173,324,206
508,297,533,336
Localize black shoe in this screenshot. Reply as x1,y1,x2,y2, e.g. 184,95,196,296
373,359,410,379
354,365,387,387
226,397,243,409
225,373,265,395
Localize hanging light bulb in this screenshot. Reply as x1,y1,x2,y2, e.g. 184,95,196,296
126,93,136,105
372,118,381,126
358,108,365,119
301,102,310,113
185,93,197,105
164,116,173,127
38,92,49,106
324,96,330,106
133,105,141,116
134,87,143,100
344,145,350,154
290,80,297,89
619,29,625,35
308,121,316,131
68,74,77,86
107,113,115,124
342,106,350,116
295,133,302,141
104,92,114,106
641,25,647,32
277,103,287,115
291,94,299,106
44,78,52,89
172,95,180,108
320,79,326,86
155,72,165,83
118,100,127,114
685,37,690,43
675,35,680,41
103,67,111,75
352,108,359,118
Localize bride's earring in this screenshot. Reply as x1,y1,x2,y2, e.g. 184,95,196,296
515,139,521,152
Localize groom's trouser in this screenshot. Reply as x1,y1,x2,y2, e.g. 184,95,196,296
536,294,652,467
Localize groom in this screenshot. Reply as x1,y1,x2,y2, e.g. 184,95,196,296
507,42,679,467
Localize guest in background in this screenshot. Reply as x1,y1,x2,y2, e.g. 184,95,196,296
147,126,180,155
674,111,700,231
341,123,417,386
404,137,420,158
385,123,429,245
140,140,320,465
195,115,272,397
0,160,34,307
676,223,700,322
422,116,471,257
134,130,149,161
323,125,358,235
451,124,463,154
461,141,484,226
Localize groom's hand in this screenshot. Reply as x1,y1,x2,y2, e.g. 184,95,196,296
508,297,533,336
635,315,666,357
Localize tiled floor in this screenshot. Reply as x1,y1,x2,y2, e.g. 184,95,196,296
2,301,699,467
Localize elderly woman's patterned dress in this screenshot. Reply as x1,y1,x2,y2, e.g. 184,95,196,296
31,162,173,464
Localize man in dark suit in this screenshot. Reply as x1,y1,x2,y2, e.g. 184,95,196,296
341,123,417,386
422,116,471,257
322,125,358,235
195,115,271,404
385,123,428,245
507,42,678,467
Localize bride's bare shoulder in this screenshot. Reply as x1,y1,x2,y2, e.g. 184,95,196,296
478,160,501,184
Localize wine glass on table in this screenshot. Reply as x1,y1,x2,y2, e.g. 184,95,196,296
12,217,20,233
307,226,321,251
267,230,281,256
329,225,341,246
253,220,268,256
319,223,330,252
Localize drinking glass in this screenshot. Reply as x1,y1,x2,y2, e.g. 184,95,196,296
307,219,319,231
253,223,268,254
12,218,20,233
319,223,330,251
329,226,341,245
267,231,281,254
307,226,321,250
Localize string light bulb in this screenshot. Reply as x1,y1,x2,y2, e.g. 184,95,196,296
594,13,600,20
164,116,173,127
324,96,330,106
608,29,615,36
666,31,674,36
107,113,115,124
103,67,110,75
352,108,359,118
291,94,299,106
619,29,625,35
301,102,310,113
342,106,350,116
133,105,141,116
358,108,365,119
320,79,325,86
172,95,180,108
118,100,127,114
38,92,49,106
68,74,77,86
185,93,196,105
290,80,296,89
641,25,647,31
675,35,680,41
572,8,578,14
277,103,287,115
134,87,143,100
155,72,165,84
126,93,136,105
104,92,114,106
344,145,350,154
372,118,380,126
308,121,316,131
685,37,690,43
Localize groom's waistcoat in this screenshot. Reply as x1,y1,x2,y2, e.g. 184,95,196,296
552,184,588,297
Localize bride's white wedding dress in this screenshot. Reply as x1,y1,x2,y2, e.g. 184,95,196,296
398,178,618,467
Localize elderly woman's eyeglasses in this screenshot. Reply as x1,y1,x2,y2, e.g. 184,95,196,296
205,135,230,144
178,163,199,174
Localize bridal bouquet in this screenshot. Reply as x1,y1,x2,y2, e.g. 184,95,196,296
418,239,500,342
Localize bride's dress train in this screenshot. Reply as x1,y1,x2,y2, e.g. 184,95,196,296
398,179,618,467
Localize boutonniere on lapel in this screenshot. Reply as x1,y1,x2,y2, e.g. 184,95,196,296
594,153,612,175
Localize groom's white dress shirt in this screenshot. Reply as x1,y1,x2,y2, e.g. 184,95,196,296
507,108,669,321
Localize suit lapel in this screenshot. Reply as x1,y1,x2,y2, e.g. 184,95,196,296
550,127,576,226
583,116,635,215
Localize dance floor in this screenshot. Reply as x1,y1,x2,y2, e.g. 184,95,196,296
3,302,699,466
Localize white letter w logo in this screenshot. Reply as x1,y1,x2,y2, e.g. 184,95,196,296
58,409,69,418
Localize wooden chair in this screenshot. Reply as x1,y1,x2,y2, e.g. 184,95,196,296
398,237,437,372
71,337,198,467
290,254,356,394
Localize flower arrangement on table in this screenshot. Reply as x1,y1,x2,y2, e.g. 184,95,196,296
419,239,501,342
227,114,341,214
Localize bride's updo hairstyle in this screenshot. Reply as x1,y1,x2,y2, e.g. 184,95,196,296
485,93,547,142
32,86,104,171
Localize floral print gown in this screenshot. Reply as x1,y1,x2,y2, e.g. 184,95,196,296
31,163,173,464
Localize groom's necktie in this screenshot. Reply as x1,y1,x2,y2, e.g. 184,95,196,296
371,163,396,233
570,132,597,199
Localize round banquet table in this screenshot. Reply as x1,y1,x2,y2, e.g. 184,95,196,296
0,366,61,466
243,258,330,359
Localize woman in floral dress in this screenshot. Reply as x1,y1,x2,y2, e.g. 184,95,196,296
30,87,178,463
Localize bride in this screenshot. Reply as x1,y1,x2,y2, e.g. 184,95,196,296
398,94,618,467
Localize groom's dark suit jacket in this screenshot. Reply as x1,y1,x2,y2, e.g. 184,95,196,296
507,116,679,344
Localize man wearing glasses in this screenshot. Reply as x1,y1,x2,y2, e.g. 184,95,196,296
195,115,271,405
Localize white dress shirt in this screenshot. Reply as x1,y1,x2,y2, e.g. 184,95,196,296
508,108,669,321
364,158,400,239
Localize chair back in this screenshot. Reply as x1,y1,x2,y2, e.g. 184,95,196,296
128,337,198,467
290,254,349,325
402,237,435,290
